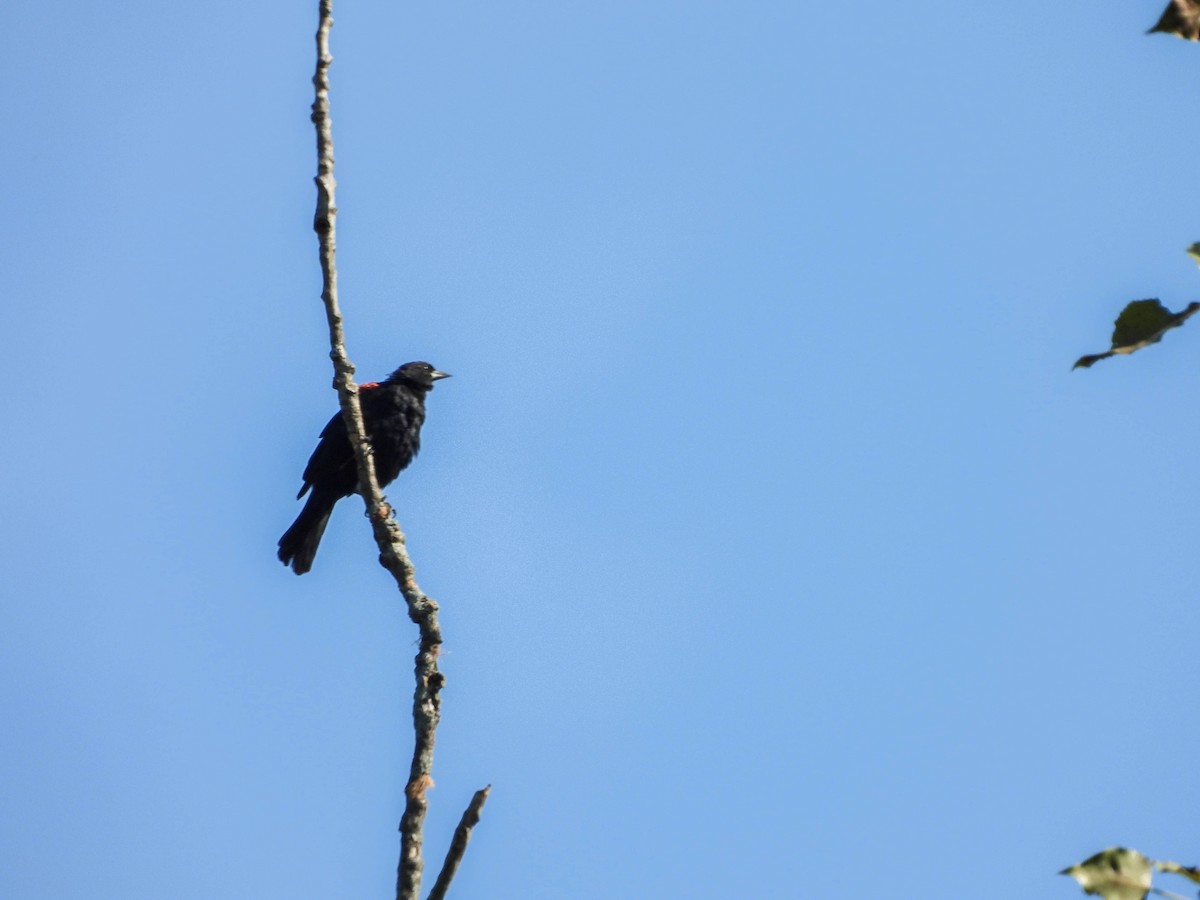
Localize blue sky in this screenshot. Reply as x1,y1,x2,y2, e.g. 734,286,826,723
4,2,1200,898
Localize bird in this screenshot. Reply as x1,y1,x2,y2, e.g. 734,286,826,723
278,361,450,574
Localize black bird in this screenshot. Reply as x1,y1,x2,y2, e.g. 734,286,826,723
278,361,450,574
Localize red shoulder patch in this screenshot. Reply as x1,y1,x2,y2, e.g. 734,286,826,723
360,382,381,390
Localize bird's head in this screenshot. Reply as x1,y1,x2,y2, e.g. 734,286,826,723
390,361,452,389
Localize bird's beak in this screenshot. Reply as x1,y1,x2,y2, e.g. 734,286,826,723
431,370,452,381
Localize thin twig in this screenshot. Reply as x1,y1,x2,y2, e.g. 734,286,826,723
427,787,492,900
1150,889,1194,900
310,4,446,899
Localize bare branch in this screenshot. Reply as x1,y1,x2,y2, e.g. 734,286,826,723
310,4,447,898
427,787,492,900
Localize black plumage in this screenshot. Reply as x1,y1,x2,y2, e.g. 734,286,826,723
278,361,450,574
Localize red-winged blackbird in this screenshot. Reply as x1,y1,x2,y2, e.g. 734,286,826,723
278,361,451,574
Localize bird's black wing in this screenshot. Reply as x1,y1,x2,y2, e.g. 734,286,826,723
297,408,358,499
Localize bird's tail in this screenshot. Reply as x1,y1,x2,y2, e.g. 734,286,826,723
277,491,335,575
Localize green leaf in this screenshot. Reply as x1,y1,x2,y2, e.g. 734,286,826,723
1111,300,1181,347
1060,848,1152,900
1155,860,1200,885
1149,1,1200,40
1072,300,1200,369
